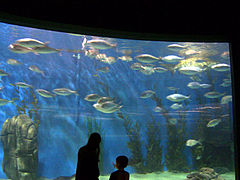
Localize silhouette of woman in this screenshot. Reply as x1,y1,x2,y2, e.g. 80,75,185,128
75,132,101,180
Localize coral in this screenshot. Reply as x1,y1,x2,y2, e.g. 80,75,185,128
10,83,41,130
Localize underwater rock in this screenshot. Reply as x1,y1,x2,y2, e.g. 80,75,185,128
185,167,225,180
0,114,38,180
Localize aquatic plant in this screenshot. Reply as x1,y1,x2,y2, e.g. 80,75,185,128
117,112,145,173
145,114,164,172
85,116,105,174
10,83,41,130
151,91,189,172
191,69,234,171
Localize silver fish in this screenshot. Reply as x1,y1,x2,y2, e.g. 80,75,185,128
153,67,168,73
206,119,221,127
187,82,202,89
15,82,33,88
97,97,115,104
186,139,201,147
118,56,133,62
140,90,155,98
84,94,101,102
36,89,56,98
211,63,230,72
179,66,203,75
204,91,225,98
29,65,45,76
135,54,160,63
167,44,187,51
7,59,22,65
32,46,62,55
161,55,183,63
221,95,232,104
86,39,116,49
170,103,183,110
166,93,190,102
53,88,79,96
15,38,48,48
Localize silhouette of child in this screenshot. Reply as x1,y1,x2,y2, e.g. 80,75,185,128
109,155,129,180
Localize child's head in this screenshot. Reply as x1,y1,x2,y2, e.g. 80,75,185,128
116,155,128,169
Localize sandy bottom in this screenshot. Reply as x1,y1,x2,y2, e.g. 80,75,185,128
0,172,235,180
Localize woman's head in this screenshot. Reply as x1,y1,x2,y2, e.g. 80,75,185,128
87,132,101,149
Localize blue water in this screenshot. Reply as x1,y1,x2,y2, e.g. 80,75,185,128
0,22,234,179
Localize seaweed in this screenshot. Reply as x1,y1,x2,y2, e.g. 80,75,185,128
145,114,164,172
85,116,105,174
151,91,189,172
9,83,41,130
117,112,145,173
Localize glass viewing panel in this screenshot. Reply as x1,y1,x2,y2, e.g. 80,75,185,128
0,22,235,180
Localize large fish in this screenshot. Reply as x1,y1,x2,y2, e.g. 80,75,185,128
32,46,62,55
204,91,225,98
178,66,203,75
220,95,232,104
15,38,49,48
211,63,230,72
86,39,117,49
135,54,160,63
161,55,183,63
166,93,190,102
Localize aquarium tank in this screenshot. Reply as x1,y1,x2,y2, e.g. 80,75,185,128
0,21,236,180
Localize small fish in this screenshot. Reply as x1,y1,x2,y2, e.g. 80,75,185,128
204,91,225,98
53,88,79,96
167,87,179,91
135,54,160,63
161,55,183,63
178,66,203,75
187,82,202,89
29,65,45,76
186,139,201,147
220,81,231,87
7,59,22,65
8,43,33,54
167,44,187,51
153,66,168,73
139,66,155,75
100,57,116,64
36,89,56,98
154,106,164,112
211,63,230,72
15,82,33,88
130,63,143,70
220,95,232,104
200,83,212,88
166,93,190,102
170,103,183,110
140,90,155,98
184,49,201,56
118,56,133,62
168,118,177,125
86,39,117,49
93,102,122,113
0,98,13,106
84,94,101,102
0,70,9,76
206,119,221,127
97,96,115,104
96,66,110,73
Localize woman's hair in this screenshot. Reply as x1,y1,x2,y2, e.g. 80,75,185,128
87,132,101,149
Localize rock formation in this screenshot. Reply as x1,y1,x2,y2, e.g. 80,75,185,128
0,114,38,180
